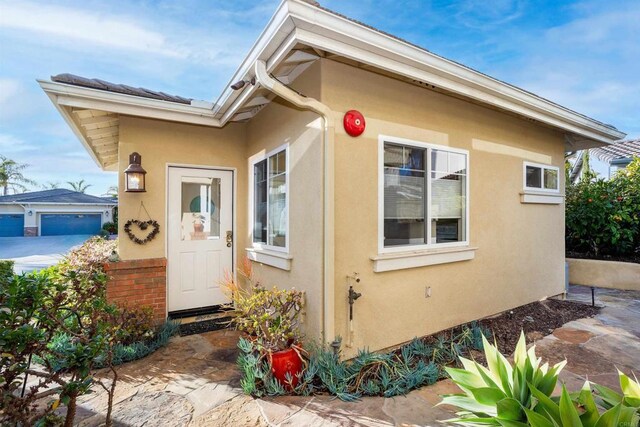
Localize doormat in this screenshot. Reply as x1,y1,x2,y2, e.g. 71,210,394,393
178,316,233,337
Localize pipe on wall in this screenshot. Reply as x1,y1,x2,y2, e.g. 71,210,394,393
254,59,337,345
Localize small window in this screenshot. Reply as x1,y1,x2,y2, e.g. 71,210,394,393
524,162,559,192
380,136,468,252
252,147,288,250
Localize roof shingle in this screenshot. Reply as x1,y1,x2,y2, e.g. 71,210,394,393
0,189,116,205
51,73,192,105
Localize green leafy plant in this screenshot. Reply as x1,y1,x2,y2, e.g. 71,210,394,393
440,331,640,427
566,156,640,258
0,259,14,285
102,221,117,234
222,259,304,353
522,371,640,427
440,331,566,425
1,237,171,426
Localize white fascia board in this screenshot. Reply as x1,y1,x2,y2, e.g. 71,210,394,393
38,80,221,127
212,1,297,121
285,1,625,144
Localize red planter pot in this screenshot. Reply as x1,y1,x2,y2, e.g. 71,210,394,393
270,347,302,389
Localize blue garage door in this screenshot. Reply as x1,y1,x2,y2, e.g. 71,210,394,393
41,214,102,236
0,214,25,237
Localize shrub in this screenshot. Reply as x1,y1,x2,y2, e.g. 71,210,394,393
0,237,170,426
222,259,304,353
566,156,640,257
0,259,13,285
102,221,117,234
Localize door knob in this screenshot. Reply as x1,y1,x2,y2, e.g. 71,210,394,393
226,230,233,247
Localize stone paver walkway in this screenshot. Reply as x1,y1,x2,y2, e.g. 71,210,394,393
67,285,639,426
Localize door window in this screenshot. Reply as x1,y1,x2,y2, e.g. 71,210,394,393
180,178,221,241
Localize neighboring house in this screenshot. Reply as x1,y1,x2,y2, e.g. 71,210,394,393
0,189,116,237
38,0,625,357
569,138,640,183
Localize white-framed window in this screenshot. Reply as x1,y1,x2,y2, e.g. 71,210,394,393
523,162,559,193
250,145,289,251
378,135,469,253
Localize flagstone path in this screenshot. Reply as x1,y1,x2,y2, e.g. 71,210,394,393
66,285,639,426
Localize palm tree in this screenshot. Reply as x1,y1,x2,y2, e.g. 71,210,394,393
102,185,118,200
41,181,61,190
67,179,92,193
0,155,36,195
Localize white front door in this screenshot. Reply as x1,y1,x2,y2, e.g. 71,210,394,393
167,167,233,312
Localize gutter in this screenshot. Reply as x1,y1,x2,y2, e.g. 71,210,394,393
254,59,336,345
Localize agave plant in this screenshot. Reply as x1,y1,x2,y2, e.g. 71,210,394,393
523,371,640,427
439,331,566,425
440,331,640,427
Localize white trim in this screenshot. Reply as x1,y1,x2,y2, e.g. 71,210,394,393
39,81,221,127
245,247,293,271
248,143,290,254
371,246,477,272
523,161,560,193
520,191,564,205
377,135,470,255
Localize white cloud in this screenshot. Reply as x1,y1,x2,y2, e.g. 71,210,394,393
0,1,183,58
0,133,35,153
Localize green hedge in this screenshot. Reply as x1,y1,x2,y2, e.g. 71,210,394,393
566,157,640,258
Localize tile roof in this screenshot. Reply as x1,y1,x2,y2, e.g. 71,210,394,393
591,139,640,163
51,73,192,105
47,1,620,135
0,189,117,205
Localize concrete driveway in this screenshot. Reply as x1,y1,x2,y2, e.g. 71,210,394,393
0,235,92,274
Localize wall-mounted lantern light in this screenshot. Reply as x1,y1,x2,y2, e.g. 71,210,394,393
124,152,146,192
27,210,33,216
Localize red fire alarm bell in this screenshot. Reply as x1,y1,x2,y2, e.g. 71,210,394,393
343,110,365,137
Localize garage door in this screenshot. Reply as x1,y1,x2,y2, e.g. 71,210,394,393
41,214,102,236
0,214,24,237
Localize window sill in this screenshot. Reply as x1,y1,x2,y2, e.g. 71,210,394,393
371,246,477,272
246,248,292,271
520,191,564,205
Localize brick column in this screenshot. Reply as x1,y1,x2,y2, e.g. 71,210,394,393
104,258,167,322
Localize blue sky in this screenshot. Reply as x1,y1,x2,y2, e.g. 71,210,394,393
0,0,638,195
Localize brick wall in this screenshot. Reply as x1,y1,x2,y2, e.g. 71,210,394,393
104,258,167,322
24,227,38,236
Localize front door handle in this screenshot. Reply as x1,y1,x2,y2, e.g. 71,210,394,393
226,230,233,247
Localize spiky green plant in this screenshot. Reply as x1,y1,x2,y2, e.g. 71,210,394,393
522,371,640,427
440,331,566,425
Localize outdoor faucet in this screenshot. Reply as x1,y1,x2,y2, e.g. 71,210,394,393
348,286,362,320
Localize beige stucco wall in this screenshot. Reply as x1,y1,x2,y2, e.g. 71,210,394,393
117,117,247,261
244,61,325,338
116,62,325,339
568,258,640,291
320,59,566,356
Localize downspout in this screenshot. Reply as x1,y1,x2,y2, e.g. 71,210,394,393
254,60,336,345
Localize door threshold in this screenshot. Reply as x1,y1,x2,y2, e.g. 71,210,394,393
168,304,233,321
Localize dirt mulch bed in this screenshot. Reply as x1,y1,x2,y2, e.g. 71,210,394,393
477,299,600,359
566,250,640,264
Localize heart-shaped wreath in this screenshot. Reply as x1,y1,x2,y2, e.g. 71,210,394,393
124,219,160,245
